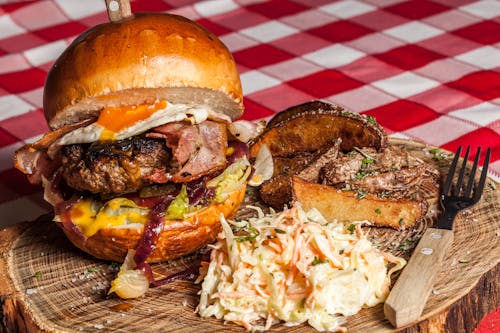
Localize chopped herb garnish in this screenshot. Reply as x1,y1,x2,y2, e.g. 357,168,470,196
367,115,376,124
377,191,392,199
374,208,381,214
348,151,357,158
300,298,306,308
398,218,404,225
274,228,286,234
459,259,470,264
312,256,329,265
356,188,367,200
235,226,259,242
429,148,449,161
347,224,356,234
398,239,416,251
341,110,351,117
339,249,345,255
355,170,366,179
85,267,101,277
109,262,121,270
362,157,374,165
33,271,42,278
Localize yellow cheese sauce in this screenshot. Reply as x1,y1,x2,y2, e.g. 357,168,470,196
70,198,148,237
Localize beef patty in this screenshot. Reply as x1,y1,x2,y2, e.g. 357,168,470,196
61,136,170,194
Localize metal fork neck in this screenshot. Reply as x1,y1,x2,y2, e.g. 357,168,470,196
436,210,457,230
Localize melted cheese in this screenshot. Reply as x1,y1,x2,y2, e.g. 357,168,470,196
70,198,149,237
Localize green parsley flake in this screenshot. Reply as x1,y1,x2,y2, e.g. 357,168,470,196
429,148,449,161
374,208,381,214
33,271,42,278
312,256,329,265
235,226,259,242
356,189,367,200
398,239,416,251
347,224,356,234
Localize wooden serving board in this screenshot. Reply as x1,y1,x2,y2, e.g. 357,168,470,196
1,139,498,333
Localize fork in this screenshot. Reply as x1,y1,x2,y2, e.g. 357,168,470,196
384,146,491,328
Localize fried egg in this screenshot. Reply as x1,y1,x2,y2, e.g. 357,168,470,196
56,101,229,146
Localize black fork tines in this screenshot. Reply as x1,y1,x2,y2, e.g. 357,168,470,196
474,147,491,203
443,146,491,202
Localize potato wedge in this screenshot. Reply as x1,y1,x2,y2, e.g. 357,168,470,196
250,101,387,158
292,177,426,229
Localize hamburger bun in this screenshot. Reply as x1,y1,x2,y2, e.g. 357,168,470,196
61,184,246,263
14,12,252,268
44,12,243,130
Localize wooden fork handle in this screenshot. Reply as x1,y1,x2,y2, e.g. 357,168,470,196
384,228,454,328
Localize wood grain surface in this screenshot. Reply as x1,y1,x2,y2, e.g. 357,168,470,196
1,138,499,333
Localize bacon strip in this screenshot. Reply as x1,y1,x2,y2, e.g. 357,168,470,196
14,119,94,184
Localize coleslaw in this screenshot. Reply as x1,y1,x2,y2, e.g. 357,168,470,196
196,204,406,332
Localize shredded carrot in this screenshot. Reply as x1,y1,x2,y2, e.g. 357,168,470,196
265,313,274,330
355,224,363,237
196,204,407,332
267,240,282,253
212,291,257,298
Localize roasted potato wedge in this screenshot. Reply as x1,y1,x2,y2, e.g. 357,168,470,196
292,177,426,229
250,101,387,158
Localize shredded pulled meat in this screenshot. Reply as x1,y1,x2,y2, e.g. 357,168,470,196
148,120,228,183
320,146,439,198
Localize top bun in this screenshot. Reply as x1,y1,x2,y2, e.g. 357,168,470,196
44,13,243,130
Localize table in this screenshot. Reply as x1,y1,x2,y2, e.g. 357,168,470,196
0,0,498,332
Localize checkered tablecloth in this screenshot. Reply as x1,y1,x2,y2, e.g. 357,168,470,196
1,0,499,225
0,0,499,330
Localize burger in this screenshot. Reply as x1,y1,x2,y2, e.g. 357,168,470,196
14,13,263,296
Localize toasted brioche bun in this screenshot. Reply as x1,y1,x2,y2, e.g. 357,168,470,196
44,13,243,130
60,184,246,263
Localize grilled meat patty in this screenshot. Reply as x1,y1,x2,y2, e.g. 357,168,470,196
61,136,170,194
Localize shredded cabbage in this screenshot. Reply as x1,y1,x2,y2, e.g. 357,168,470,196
207,157,252,202
197,204,406,332
165,185,190,219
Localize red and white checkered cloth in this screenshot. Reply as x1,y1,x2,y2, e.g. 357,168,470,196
0,0,499,330
0,1,499,221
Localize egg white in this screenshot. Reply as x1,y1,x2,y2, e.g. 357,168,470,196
56,103,228,146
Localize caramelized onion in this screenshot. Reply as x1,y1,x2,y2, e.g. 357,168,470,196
229,120,265,143
108,250,149,299
249,144,273,186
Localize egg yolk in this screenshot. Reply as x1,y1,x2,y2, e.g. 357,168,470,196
97,100,167,140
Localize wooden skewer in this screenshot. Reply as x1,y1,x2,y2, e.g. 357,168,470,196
104,0,132,22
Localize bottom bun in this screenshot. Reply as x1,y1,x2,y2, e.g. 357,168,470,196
60,185,246,263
